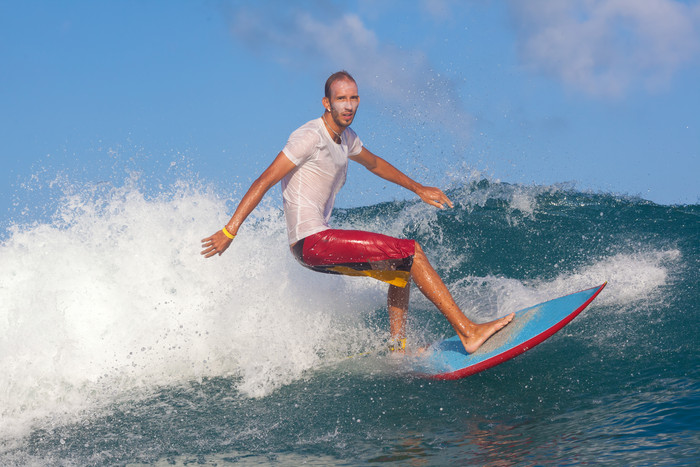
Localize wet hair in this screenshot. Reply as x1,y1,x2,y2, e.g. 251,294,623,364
324,71,356,99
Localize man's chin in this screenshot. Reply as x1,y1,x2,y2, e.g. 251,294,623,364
332,113,356,128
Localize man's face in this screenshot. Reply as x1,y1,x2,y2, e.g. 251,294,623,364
326,79,360,128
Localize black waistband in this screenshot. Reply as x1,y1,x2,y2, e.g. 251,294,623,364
291,239,305,262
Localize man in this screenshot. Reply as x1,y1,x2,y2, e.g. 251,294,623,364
201,71,513,353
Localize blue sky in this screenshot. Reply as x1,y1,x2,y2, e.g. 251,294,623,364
1,0,699,221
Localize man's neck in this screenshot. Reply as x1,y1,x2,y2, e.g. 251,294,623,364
322,113,343,143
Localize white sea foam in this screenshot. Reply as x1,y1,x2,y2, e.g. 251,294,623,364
450,248,679,321
0,180,385,443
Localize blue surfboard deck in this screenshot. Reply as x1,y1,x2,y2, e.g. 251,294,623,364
412,283,607,380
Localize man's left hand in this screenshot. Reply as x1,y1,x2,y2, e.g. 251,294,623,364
416,186,454,210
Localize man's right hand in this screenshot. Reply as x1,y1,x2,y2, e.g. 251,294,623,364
201,230,233,258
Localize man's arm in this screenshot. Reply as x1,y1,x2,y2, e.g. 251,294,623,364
349,147,454,209
200,151,296,258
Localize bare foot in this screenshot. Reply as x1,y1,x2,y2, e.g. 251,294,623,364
457,313,515,354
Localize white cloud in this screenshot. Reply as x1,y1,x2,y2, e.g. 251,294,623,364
420,0,453,21
508,0,700,97
225,3,470,138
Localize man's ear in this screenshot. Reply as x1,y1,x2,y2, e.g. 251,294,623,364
322,96,330,111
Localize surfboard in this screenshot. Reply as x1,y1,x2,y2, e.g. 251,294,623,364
412,283,607,380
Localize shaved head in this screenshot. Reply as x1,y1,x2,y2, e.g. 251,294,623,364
324,71,356,99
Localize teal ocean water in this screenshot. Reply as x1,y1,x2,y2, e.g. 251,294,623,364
1,177,698,465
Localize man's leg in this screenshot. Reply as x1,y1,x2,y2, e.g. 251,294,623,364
388,283,409,345
411,243,514,354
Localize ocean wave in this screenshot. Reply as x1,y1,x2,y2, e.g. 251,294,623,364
1,176,696,446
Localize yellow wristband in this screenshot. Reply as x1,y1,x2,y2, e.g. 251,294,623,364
222,227,235,239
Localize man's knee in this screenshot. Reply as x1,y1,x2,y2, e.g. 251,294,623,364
414,241,425,258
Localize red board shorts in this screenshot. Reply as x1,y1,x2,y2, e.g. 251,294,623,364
291,229,416,288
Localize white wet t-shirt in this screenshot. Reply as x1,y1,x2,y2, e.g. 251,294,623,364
281,118,363,244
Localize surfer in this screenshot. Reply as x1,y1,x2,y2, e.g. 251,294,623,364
201,71,513,354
